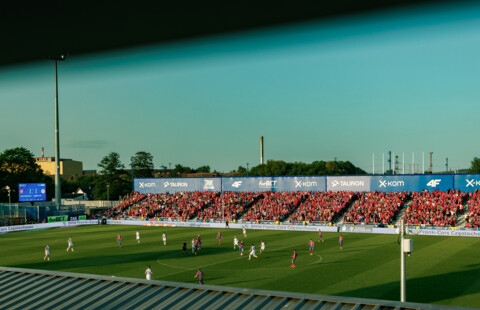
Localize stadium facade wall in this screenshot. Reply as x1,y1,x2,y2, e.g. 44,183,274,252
133,174,480,194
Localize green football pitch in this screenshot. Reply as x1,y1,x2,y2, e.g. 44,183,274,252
1,225,480,308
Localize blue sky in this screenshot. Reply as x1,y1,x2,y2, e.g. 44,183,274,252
1,2,480,173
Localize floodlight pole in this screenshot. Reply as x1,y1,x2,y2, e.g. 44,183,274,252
400,219,406,302
54,57,64,208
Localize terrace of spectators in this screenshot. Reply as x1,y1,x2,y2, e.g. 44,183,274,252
109,189,472,228
343,192,407,225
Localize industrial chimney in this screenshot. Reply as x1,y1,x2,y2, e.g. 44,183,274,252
429,152,433,174
260,136,264,165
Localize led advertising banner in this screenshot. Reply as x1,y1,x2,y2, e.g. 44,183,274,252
47,215,68,223
133,174,473,194
412,174,454,192
134,178,221,194
326,176,370,192
454,174,480,192
18,183,46,202
221,177,275,192
370,175,454,192
274,176,326,192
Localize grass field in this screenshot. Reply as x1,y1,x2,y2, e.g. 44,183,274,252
1,225,480,308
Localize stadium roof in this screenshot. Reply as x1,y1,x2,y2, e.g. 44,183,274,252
1,1,453,68
0,266,474,310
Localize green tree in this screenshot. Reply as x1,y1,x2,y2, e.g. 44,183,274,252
248,159,366,176
97,152,130,200
131,151,154,178
196,165,211,173
98,152,125,184
0,147,54,202
469,157,480,173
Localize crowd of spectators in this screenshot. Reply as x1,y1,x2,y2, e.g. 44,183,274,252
343,192,407,225
108,192,146,218
196,192,262,221
289,191,354,224
108,192,218,220
242,191,305,222
465,191,480,228
110,189,469,227
402,190,466,227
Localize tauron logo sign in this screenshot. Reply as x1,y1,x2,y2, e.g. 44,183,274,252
331,180,364,187
259,180,277,188
426,179,441,187
466,179,480,187
295,179,318,188
139,182,156,188
164,181,188,188
232,181,243,188
203,180,214,190
379,180,405,188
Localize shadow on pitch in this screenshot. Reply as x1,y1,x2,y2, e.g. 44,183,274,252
336,267,480,304
8,246,247,271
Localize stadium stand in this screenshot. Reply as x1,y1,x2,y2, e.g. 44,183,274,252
465,190,480,228
196,192,263,221
110,189,473,228
402,190,467,227
343,191,407,225
242,191,305,222
289,191,354,224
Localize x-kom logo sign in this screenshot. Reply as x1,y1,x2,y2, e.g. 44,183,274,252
467,179,480,187
139,182,156,188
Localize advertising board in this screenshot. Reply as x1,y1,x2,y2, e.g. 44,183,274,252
134,178,221,194
370,175,454,192
454,174,480,192
18,183,46,202
326,176,370,192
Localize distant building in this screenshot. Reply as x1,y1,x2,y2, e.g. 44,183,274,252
35,157,83,180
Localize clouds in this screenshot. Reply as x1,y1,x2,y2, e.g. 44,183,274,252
64,140,110,149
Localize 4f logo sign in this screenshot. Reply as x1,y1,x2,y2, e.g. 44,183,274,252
466,179,480,187
232,181,243,188
427,179,442,188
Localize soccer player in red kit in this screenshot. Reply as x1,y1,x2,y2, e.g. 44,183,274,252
309,239,315,255
291,249,297,268
194,268,204,284
318,229,324,242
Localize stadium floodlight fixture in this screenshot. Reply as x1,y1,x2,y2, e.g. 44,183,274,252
53,54,66,208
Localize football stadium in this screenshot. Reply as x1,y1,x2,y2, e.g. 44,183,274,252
2,174,480,309
3,1,480,309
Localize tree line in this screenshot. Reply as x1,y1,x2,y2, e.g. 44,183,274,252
4,147,477,203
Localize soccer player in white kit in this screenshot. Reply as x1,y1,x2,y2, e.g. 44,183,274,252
162,232,167,245
248,243,258,260
136,231,140,244
44,244,50,261
243,227,247,238
145,265,152,280
233,236,239,250
260,240,265,253
66,236,74,252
